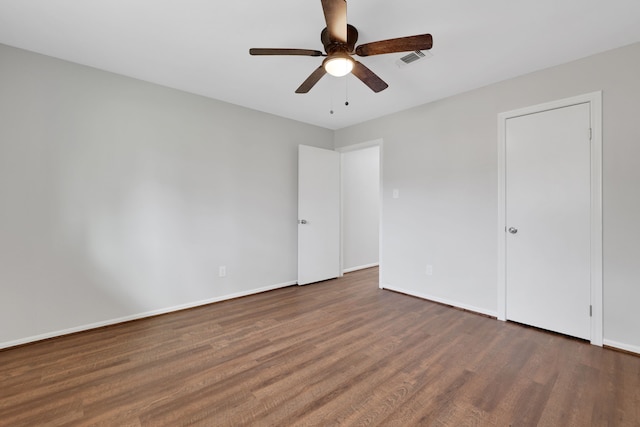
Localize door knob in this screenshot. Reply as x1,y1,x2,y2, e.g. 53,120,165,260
508,227,518,234
298,219,308,224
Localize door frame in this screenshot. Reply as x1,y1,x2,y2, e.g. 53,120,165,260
497,91,603,346
335,139,384,287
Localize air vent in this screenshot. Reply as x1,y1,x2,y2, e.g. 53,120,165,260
396,50,432,68
401,50,426,63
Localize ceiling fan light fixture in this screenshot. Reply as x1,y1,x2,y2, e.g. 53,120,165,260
323,54,354,77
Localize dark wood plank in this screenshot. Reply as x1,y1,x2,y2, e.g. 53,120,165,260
1,267,639,426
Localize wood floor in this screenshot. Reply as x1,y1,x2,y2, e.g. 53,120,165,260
1,268,639,426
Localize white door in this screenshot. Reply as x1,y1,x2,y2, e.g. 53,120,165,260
298,145,340,285
505,103,591,340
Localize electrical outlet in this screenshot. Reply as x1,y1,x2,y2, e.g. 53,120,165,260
425,265,433,276
219,266,226,277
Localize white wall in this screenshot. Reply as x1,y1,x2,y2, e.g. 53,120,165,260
4,40,640,354
341,145,380,272
335,42,640,353
0,44,334,348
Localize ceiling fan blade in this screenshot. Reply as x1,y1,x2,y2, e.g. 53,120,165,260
295,66,327,93
355,34,433,57
321,0,347,43
250,48,324,56
351,61,388,93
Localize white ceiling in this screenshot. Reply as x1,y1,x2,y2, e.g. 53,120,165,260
1,0,640,130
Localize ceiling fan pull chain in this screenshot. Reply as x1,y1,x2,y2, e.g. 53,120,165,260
345,75,349,106
330,83,334,114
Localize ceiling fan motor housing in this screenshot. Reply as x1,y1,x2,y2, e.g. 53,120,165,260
321,24,359,55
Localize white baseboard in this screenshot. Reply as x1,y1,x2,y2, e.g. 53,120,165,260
0,280,296,350
343,263,379,274
603,339,640,356
11,279,634,356
382,285,640,354
380,284,498,318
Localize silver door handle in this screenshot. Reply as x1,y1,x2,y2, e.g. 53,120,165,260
508,227,518,234
298,219,307,224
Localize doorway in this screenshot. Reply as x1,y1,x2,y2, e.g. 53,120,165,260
337,140,382,278
497,92,603,345
297,141,381,286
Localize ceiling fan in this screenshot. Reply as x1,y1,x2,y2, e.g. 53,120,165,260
249,0,433,94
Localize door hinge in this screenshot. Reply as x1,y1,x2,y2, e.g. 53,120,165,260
590,305,593,317
589,128,593,141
